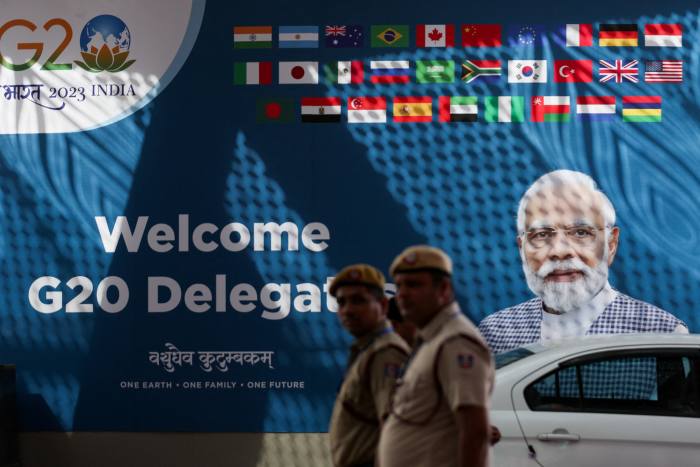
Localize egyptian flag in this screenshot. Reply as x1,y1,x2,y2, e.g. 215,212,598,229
599,24,638,46
301,98,341,123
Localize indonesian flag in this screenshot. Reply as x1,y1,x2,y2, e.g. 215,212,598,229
531,96,570,122
416,24,455,47
644,24,682,47
347,97,387,123
565,24,592,46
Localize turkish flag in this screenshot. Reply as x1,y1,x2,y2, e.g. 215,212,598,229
554,60,593,82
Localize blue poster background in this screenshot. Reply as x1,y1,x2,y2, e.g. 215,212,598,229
1,0,699,432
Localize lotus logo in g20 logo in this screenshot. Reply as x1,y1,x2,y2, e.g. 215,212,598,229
75,15,135,73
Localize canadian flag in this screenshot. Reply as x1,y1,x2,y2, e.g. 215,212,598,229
416,24,455,47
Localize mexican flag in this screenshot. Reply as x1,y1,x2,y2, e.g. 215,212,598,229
324,61,364,84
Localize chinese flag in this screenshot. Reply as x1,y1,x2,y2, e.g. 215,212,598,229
462,24,502,47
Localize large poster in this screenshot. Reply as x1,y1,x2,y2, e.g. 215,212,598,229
1,0,698,432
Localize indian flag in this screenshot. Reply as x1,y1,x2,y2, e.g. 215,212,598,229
531,96,570,122
438,96,477,122
233,62,272,85
484,96,525,123
324,61,364,84
393,97,432,122
233,26,272,48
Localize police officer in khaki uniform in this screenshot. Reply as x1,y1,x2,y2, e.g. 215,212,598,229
329,264,410,467
378,246,495,467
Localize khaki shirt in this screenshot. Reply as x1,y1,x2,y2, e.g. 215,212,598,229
329,324,410,467
378,303,494,467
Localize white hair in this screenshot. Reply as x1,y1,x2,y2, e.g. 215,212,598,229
516,170,616,233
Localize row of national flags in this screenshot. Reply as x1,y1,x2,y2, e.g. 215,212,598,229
234,60,684,85
233,24,683,48
256,95,662,123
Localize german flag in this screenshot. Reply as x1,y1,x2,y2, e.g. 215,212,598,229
599,24,638,46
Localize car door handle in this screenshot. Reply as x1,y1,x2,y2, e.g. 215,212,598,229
537,432,581,442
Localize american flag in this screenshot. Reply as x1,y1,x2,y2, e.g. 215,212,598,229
599,59,638,83
645,60,683,83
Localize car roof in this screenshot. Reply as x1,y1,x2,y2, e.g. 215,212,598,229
517,333,700,359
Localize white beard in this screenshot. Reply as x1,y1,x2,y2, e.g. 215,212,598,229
522,248,609,314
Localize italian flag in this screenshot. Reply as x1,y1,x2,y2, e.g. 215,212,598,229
531,96,570,122
324,61,364,84
234,62,272,85
484,96,525,123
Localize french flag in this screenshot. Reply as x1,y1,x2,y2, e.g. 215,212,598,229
565,24,593,47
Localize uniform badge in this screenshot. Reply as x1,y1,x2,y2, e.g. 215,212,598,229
403,252,418,264
457,354,474,369
348,269,361,279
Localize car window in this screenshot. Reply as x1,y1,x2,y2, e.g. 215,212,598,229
524,351,700,417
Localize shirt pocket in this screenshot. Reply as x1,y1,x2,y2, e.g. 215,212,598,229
393,372,438,422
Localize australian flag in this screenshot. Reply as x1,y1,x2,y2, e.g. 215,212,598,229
324,25,364,47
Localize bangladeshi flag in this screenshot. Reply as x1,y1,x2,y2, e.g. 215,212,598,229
256,98,295,123
531,96,570,122
461,24,502,47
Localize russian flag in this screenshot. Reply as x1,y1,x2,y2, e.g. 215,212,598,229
369,60,411,84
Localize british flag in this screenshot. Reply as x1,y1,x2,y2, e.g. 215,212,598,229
325,25,346,36
599,59,639,83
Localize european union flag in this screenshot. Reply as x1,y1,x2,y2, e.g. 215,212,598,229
324,25,364,48
506,25,545,47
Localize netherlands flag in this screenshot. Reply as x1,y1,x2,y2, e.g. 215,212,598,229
576,96,616,120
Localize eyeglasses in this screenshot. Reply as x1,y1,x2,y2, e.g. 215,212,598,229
521,225,610,249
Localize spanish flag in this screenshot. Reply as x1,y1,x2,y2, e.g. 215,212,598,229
599,24,638,46
393,97,433,122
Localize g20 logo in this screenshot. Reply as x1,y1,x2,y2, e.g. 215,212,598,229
0,14,135,73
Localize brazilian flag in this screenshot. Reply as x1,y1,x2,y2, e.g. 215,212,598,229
371,25,409,47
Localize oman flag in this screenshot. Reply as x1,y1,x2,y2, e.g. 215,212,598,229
531,96,570,122
416,24,455,47
554,60,593,82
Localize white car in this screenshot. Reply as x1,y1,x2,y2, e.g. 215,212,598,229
491,334,700,467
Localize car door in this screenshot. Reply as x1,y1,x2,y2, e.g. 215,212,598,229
510,348,700,467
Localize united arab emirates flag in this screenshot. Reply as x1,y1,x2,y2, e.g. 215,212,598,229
484,96,525,122
438,96,477,122
301,98,341,122
324,61,364,84
256,98,295,123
